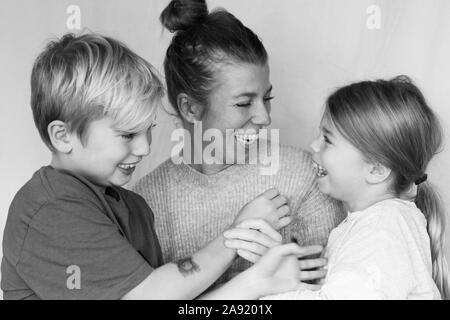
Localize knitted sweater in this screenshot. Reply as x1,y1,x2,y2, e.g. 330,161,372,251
133,145,345,285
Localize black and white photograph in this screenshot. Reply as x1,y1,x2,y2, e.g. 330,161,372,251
0,0,449,304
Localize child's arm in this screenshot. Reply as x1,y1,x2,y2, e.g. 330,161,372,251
122,231,237,299
198,243,323,300
122,189,291,300
12,189,288,300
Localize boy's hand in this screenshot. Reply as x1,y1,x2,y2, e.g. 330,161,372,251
223,219,282,263
233,188,291,230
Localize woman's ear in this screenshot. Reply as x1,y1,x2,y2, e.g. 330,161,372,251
366,162,391,185
177,93,204,124
47,120,73,153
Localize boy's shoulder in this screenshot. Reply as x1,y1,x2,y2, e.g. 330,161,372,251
7,166,114,227
11,166,103,210
6,166,112,240
3,166,105,266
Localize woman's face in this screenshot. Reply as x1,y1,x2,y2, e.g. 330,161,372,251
197,62,273,162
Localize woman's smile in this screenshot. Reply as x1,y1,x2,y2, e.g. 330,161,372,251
233,129,261,145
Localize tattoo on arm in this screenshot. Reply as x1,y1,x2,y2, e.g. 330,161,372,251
175,257,200,277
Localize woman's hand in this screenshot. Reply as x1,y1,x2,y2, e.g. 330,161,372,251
223,219,282,263
233,188,291,230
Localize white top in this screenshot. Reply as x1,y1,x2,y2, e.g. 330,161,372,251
262,199,441,300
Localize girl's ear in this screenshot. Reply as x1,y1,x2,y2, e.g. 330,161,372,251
47,120,73,153
366,162,392,184
177,93,204,124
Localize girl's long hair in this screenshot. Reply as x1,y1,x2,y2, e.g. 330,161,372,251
325,76,449,299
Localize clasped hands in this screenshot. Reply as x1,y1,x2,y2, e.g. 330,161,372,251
224,188,327,293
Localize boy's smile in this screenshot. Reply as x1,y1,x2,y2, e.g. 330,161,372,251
117,160,141,176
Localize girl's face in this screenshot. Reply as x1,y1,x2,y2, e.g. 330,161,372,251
309,116,369,207
198,62,273,161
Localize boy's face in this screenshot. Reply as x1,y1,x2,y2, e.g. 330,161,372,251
69,117,152,187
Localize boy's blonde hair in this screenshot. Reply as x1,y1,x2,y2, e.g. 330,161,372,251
31,33,164,151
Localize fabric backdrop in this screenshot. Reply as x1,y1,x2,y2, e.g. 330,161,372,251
1,0,449,299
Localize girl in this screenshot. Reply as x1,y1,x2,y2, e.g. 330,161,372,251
259,76,449,299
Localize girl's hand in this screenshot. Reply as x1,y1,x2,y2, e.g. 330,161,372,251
233,188,291,230
223,219,282,263
298,255,328,285
232,240,328,283
244,243,324,298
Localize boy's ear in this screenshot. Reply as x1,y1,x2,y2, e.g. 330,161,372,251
47,120,73,153
177,93,204,124
366,162,391,184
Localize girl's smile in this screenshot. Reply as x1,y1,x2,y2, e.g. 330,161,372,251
312,161,328,178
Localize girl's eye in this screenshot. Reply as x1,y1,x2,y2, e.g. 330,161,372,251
323,135,332,144
264,96,275,103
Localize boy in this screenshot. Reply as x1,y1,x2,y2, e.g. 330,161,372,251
1,33,314,299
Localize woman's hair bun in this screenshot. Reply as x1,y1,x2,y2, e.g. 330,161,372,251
160,0,208,33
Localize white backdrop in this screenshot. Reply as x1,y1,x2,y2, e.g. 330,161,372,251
1,0,449,299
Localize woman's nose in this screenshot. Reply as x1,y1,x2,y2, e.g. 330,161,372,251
251,102,271,127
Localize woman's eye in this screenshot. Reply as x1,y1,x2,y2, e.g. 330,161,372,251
235,96,274,107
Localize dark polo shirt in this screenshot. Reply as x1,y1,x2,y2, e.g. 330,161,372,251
1,166,163,299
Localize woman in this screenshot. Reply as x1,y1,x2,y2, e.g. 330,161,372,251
134,0,345,286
